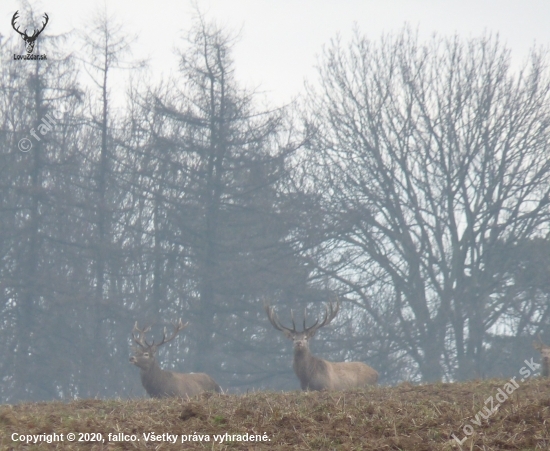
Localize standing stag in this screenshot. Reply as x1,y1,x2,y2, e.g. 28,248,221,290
533,336,550,377
265,302,378,390
130,320,221,398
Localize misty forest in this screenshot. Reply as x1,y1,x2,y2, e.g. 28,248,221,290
1,8,550,404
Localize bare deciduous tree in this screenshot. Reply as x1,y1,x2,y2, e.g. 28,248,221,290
304,28,550,382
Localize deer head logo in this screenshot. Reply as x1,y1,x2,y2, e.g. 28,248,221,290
12,11,49,54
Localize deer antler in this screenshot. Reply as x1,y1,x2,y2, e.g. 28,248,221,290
155,319,188,347
303,302,339,336
11,11,26,37
133,319,187,350
265,304,299,334
32,13,49,40
132,322,153,349
11,11,49,39
265,301,340,336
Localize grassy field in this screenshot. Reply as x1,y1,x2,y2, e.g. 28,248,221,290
0,378,549,450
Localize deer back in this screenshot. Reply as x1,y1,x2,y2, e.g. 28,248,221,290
141,366,221,398
293,351,378,390
173,372,222,396
328,361,379,390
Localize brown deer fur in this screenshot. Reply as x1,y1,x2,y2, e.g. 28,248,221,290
292,341,378,390
130,321,221,398
533,338,550,378
266,303,378,390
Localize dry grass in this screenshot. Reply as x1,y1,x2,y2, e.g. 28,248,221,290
0,378,549,450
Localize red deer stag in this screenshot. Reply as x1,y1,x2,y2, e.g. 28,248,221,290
130,320,221,398
265,302,378,390
533,336,550,377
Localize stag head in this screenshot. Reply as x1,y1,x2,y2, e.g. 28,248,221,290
265,302,339,351
12,11,49,54
130,319,187,371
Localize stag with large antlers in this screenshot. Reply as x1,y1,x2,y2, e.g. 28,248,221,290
533,336,550,377
130,320,221,398
266,302,378,390
12,11,49,54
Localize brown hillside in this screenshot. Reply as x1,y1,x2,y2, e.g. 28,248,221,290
0,378,549,450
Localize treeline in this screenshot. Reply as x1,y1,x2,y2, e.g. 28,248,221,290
1,10,549,402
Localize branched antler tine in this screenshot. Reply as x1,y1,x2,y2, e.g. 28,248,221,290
132,321,141,339
265,305,296,333
328,302,339,322
157,319,187,347
33,13,49,38
303,306,319,333
11,11,25,37
265,305,281,331
132,322,150,349
290,309,297,331
305,302,339,334
317,304,331,330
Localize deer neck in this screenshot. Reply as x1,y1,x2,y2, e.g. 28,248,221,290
293,346,326,384
293,345,314,361
141,361,173,397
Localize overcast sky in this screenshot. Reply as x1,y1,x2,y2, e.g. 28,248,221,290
2,0,550,106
